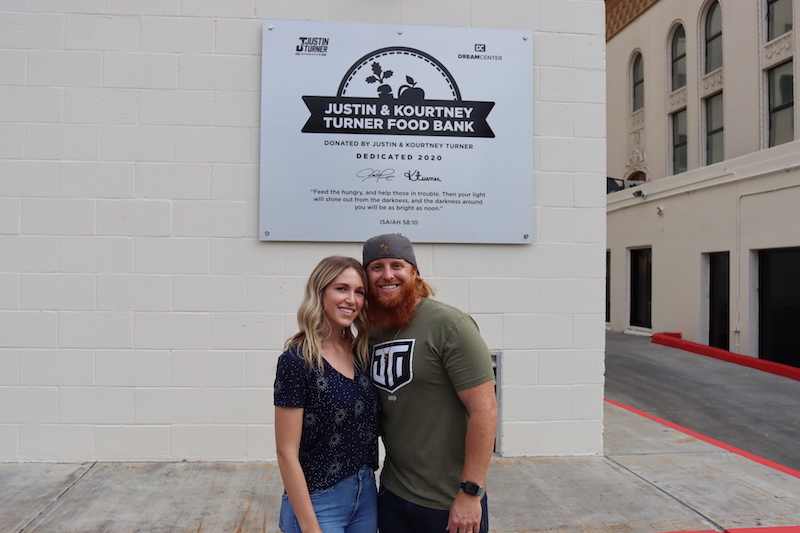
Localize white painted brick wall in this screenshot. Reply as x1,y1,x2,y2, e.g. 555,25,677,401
209,389,272,424
171,351,246,387
59,312,134,349
1,87,62,123
0,124,23,159
105,54,179,89
65,89,139,125
97,199,171,236
175,127,252,163
19,425,96,461
171,425,248,460
0,200,19,233
66,14,141,51
246,276,307,312
172,200,248,237
136,163,212,199
28,50,103,87
0,0,606,461
0,349,19,385
61,162,136,197
134,237,208,274
133,313,209,349
19,349,95,385
134,388,210,424
60,237,133,273
0,425,17,457
21,199,95,235
247,424,276,459
105,0,179,17
59,387,135,424
0,50,26,85
141,17,215,53
0,387,59,424
0,13,64,49
209,313,283,350
100,125,177,162
215,19,263,54
96,425,171,461
1,312,59,348
139,90,214,126
26,125,100,161
95,350,171,386
172,276,247,312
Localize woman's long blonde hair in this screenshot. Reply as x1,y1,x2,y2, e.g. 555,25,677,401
284,256,371,372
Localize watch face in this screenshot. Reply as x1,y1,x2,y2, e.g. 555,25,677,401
462,481,480,495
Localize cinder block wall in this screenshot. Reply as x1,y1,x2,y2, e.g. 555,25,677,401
0,0,606,461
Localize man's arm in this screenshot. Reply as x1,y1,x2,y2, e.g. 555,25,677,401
447,379,498,533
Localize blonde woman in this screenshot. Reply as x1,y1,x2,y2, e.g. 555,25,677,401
274,256,378,533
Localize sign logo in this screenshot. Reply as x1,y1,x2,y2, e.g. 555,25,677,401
302,46,494,138
475,44,486,52
296,37,329,56
370,339,414,393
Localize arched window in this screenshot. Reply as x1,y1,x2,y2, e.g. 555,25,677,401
632,53,644,111
705,1,722,74
671,25,686,91
627,171,647,184
767,0,793,42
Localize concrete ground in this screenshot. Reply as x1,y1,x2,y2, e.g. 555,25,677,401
2,333,800,533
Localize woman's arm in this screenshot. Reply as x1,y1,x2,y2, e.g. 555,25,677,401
275,405,323,533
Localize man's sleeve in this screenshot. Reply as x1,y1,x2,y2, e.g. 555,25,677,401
442,314,495,392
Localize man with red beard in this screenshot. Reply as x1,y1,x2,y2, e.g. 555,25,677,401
362,233,498,533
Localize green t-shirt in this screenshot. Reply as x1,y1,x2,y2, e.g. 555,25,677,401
369,297,495,509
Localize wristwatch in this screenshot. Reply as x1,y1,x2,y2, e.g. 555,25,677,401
459,481,485,496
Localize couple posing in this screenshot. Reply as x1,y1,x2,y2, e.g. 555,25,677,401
274,234,498,533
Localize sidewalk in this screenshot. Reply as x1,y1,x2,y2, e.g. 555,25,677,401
489,400,800,533
3,340,800,532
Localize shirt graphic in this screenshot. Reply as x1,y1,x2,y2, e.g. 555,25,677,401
370,339,414,393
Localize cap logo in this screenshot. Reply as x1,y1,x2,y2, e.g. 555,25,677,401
380,243,390,255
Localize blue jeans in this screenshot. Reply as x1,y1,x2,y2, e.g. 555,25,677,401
279,465,377,533
377,487,489,533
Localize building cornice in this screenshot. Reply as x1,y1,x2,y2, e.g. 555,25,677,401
606,0,661,41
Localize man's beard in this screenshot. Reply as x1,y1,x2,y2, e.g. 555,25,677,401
368,280,420,329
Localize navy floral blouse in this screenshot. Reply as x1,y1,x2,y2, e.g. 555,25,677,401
274,346,379,491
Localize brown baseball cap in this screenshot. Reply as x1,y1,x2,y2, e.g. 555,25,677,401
362,233,417,269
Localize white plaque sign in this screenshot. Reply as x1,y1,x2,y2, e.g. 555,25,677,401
259,20,533,243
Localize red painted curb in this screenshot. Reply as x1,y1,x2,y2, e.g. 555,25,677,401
651,333,800,381
725,526,800,533
604,398,800,480
655,530,717,533
665,526,800,533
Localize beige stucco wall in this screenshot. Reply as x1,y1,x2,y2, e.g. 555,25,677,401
607,141,800,355
606,0,800,355
606,0,792,184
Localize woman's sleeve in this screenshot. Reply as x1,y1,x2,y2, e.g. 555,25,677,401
274,351,307,408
